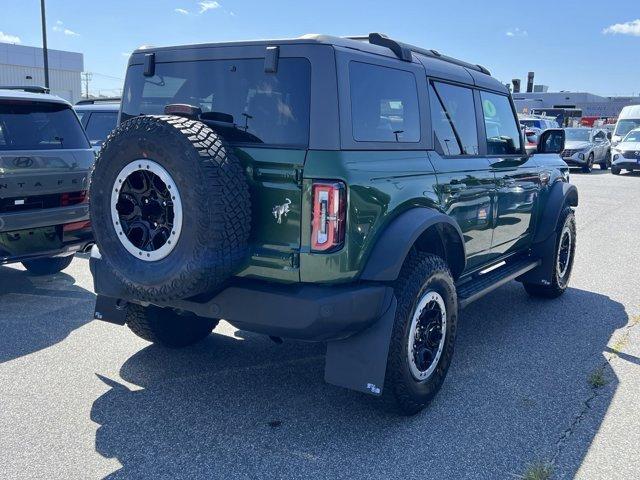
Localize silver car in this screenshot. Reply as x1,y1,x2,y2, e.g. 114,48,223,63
561,127,611,173
610,128,640,175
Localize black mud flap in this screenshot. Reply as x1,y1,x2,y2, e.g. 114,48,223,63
94,295,128,325
517,232,557,286
324,296,397,396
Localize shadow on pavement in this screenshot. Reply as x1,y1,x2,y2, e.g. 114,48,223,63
91,284,627,479
0,263,95,363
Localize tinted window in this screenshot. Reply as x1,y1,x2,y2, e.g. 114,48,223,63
85,111,118,145
429,82,478,155
350,62,420,143
122,58,311,147
0,102,89,150
481,91,522,155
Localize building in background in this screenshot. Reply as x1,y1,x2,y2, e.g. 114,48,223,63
513,91,640,119
0,42,83,103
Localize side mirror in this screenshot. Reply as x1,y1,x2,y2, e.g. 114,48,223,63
537,129,565,154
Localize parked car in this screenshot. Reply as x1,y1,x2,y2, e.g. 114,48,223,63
0,86,94,274
611,105,640,147
611,128,640,175
561,127,611,172
89,33,576,415
74,98,120,151
519,114,559,149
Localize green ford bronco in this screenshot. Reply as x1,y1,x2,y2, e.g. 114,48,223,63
90,33,577,414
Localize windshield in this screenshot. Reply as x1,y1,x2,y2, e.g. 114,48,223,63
121,58,311,147
520,120,541,129
0,102,89,150
622,130,640,143
615,119,640,137
564,128,591,142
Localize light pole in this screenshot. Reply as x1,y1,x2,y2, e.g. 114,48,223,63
40,0,50,89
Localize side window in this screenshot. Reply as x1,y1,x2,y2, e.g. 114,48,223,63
349,62,420,143
429,81,478,156
480,91,522,155
84,111,118,145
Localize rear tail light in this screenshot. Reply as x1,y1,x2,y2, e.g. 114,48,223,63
311,181,346,252
61,190,88,206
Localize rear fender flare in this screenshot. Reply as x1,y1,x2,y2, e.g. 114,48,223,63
360,208,466,282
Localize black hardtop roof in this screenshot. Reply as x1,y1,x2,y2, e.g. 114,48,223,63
130,33,507,93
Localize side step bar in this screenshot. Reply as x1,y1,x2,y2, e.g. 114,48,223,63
456,258,541,309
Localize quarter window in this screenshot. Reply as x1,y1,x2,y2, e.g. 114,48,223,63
429,82,478,156
349,62,420,143
480,91,522,155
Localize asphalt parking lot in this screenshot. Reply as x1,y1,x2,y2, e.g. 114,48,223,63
1,170,639,480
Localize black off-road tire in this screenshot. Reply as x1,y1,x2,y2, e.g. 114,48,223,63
382,251,458,415
22,255,74,275
523,207,576,299
89,115,251,301
126,303,218,348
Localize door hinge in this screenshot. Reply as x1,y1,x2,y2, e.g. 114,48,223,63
294,168,304,186
290,252,300,268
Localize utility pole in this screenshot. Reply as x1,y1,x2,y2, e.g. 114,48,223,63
40,0,50,89
81,72,92,99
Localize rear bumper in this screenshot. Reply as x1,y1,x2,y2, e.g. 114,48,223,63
0,204,89,232
90,253,394,342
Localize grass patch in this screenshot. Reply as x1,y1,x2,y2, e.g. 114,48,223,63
611,336,629,354
520,461,553,480
588,368,607,388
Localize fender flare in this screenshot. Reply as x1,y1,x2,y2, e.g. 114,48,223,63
533,181,578,244
360,208,466,282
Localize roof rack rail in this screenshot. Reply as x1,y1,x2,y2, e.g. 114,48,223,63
75,97,121,105
347,33,491,76
0,85,50,94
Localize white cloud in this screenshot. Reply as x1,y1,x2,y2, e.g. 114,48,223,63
175,8,189,14
603,19,640,36
199,1,220,13
121,52,131,57
53,20,80,37
506,27,528,37
0,31,21,43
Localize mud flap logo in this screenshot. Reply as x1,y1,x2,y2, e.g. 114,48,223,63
366,383,381,395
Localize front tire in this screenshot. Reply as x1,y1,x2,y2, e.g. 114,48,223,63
22,255,74,275
383,251,458,415
611,165,621,175
581,154,593,173
523,207,576,299
126,303,218,348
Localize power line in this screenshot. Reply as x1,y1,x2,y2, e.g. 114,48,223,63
81,72,92,98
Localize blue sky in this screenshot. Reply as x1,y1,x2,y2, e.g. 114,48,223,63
2,0,640,97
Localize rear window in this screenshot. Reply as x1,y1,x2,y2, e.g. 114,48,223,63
349,62,420,143
0,102,89,150
84,111,118,145
121,58,311,147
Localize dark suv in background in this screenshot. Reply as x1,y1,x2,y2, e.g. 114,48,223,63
0,87,94,274
74,98,120,151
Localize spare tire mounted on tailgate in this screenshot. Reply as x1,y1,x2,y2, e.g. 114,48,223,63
90,115,251,301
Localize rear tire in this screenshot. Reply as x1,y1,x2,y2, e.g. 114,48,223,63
383,251,457,415
126,303,218,348
523,207,576,299
22,255,74,275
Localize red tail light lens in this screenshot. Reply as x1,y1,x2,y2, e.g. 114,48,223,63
311,181,346,252
61,190,88,206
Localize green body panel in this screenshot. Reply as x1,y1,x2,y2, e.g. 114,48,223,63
233,147,305,282
300,150,439,284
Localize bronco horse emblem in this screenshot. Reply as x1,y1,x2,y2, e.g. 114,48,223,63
272,198,291,224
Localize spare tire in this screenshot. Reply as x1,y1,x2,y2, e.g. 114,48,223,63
90,115,251,301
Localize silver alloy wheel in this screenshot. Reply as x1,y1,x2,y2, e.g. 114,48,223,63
556,222,573,279
110,159,183,262
407,290,447,381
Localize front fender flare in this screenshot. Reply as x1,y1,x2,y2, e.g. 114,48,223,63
359,208,466,282
533,181,578,244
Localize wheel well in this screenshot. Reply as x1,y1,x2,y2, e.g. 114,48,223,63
413,224,465,279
